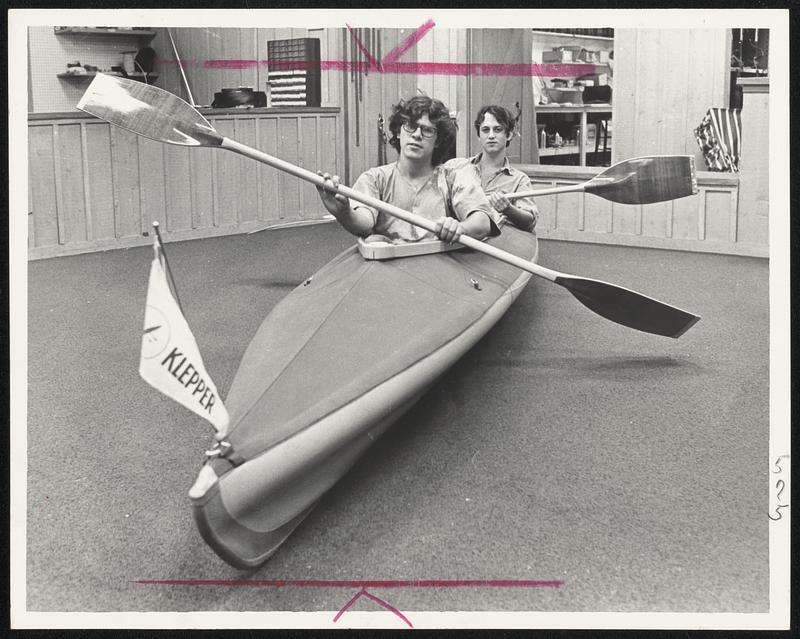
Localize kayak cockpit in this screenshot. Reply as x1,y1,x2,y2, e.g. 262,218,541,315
357,235,465,260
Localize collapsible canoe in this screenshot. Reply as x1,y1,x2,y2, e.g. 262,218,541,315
189,224,539,569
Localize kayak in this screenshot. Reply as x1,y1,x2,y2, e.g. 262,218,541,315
189,224,539,569
70,77,699,569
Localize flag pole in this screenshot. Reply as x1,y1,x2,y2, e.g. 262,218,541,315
167,28,196,107
151,221,185,315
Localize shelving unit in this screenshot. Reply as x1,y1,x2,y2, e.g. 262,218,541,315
531,29,613,41
57,71,158,82
52,27,159,87
54,27,156,39
533,29,614,167
537,104,612,167
267,38,322,107
538,144,581,157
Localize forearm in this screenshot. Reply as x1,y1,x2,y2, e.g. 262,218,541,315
503,204,537,231
333,205,375,237
316,170,376,237
460,210,492,240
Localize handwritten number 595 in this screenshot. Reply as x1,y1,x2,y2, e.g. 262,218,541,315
769,455,789,521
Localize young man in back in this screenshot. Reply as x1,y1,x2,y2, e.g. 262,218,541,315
446,105,539,232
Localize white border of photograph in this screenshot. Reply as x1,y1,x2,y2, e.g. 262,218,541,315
9,7,790,630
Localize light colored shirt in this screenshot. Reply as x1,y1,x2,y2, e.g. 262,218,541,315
445,153,539,232
349,162,501,243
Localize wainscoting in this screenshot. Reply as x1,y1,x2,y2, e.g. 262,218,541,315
28,107,342,259
521,165,761,257
28,109,765,259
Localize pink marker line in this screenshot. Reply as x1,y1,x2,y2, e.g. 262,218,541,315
202,59,258,70
346,24,380,70
344,19,435,73
164,58,595,79
332,588,413,628
132,578,562,628
376,61,597,77
131,578,563,588
381,19,436,65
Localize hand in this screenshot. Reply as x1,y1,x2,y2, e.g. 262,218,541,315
316,172,350,216
487,191,511,213
435,216,463,244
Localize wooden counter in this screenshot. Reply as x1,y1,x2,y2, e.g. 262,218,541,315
28,107,341,121
516,164,758,257
28,107,342,259
27,102,764,259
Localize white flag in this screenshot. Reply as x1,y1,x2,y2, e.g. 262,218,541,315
139,236,230,438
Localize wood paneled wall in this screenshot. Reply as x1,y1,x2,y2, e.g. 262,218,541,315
735,78,769,251
333,27,421,184
155,27,340,109
28,26,162,113
466,29,538,165
519,165,761,256
28,26,769,259
158,26,538,184
333,27,538,184
28,109,341,259
613,29,731,166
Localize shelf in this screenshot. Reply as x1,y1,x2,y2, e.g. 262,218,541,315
539,142,612,157
58,72,158,82
55,27,156,39
539,144,580,157
538,63,611,72
531,30,614,41
536,104,613,114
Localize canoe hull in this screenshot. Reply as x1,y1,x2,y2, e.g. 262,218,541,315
191,226,539,568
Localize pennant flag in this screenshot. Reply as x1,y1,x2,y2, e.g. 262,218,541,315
139,235,230,438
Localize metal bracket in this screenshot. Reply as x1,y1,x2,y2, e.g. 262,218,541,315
204,440,232,458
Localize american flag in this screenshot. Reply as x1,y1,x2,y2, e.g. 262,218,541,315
694,108,742,173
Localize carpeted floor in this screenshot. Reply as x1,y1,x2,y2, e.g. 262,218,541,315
24,223,770,617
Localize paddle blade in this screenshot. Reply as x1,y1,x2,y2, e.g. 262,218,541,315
584,156,698,205
77,74,223,147
557,275,700,338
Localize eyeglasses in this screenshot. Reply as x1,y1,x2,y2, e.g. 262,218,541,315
401,119,437,139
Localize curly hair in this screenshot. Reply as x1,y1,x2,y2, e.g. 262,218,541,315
387,95,457,166
473,105,516,147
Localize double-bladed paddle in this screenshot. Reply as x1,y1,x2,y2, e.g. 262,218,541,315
508,155,698,205
77,74,700,338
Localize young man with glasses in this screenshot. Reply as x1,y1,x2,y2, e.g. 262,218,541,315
445,105,538,232
317,96,500,244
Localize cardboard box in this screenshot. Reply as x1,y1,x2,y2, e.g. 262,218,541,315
543,87,583,105
542,50,572,63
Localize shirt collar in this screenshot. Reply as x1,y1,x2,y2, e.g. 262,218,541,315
392,160,442,182
471,152,512,174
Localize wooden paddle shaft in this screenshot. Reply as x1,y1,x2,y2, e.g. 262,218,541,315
220,137,560,283
501,156,697,204
507,184,586,200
